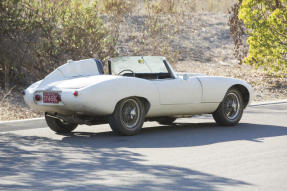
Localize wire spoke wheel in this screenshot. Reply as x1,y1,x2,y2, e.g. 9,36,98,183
223,92,240,120
109,97,146,136
212,88,244,126
120,99,140,129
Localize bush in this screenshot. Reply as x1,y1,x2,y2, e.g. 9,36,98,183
98,0,186,66
141,0,181,64
0,0,117,89
238,0,287,75
0,0,194,90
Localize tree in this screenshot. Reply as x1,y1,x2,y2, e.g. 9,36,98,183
238,0,287,75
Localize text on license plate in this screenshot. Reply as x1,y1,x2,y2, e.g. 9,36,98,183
43,92,59,103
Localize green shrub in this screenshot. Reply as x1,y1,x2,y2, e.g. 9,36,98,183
239,0,287,75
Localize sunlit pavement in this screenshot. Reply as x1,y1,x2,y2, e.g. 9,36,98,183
0,103,287,191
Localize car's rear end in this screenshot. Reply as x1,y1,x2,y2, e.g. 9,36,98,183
23,58,105,115
24,86,82,115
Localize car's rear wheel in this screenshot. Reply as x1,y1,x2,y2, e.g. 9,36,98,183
45,114,78,133
212,88,244,126
156,117,176,125
109,97,145,136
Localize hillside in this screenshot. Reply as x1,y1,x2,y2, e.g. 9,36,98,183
0,12,286,120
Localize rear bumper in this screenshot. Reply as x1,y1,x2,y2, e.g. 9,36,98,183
24,89,74,114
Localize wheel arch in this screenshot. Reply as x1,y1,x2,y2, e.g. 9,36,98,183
114,96,151,114
137,96,151,114
229,84,250,108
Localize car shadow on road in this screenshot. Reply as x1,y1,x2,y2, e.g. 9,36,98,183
2,122,286,190
61,122,287,148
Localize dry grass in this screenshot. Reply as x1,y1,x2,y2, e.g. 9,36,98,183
193,0,237,13
97,0,237,14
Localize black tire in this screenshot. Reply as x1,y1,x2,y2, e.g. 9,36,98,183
109,97,145,136
45,114,78,133
156,117,176,125
212,88,244,126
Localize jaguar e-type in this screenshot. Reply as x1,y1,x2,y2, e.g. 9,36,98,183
23,56,253,135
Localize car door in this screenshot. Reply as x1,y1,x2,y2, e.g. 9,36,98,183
152,77,202,105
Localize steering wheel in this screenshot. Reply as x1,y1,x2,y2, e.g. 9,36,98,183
118,69,135,77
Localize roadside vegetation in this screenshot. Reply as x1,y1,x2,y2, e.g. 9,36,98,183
0,0,286,120
0,0,117,90
229,0,287,75
0,0,193,90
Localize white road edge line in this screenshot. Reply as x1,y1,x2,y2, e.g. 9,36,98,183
0,99,286,124
250,99,287,106
0,117,44,124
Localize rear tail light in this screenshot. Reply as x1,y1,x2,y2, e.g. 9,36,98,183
73,91,78,96
21,91,25,95
34,94,42,101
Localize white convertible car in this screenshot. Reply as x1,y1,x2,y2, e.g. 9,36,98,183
23,56,253,135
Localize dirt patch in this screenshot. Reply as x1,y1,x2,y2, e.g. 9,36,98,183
0,88,42,121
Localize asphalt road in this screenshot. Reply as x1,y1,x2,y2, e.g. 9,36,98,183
0,103,287,191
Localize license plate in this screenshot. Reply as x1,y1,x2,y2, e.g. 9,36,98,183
43,92,59,103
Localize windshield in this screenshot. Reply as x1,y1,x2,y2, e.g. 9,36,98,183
110,56,169,74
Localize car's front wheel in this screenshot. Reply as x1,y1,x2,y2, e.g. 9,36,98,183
45,114,78,133
212,88,244,126
109,97,145,136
